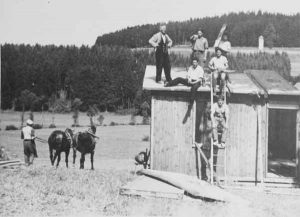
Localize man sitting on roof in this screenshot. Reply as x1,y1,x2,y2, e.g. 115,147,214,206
211,95,229,148
208,47,230,95
164,58,204,106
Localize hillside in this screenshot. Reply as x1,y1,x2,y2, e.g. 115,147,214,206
95,11,300,48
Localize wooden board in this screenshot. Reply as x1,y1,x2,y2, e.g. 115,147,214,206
213,24,227,48
151,93,197,175
120,175,184,199
139,169,246,202
245,70,300,96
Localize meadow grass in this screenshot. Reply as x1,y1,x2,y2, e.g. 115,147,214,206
1,113,300,216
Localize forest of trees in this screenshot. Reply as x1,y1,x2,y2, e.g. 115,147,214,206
95,11,300,48
1,43,292,112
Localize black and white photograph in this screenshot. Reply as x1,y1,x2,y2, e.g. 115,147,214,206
1,0,300,216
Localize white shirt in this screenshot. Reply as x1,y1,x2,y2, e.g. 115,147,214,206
22,125,35,140
162,34,166,43
218,41,231,53
187,65,204,81
209,56,228,71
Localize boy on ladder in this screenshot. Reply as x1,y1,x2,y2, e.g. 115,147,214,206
211,95,229,148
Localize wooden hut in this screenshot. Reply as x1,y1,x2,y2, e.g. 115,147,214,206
143,65,300,186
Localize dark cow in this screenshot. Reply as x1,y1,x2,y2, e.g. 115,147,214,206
48,128,73,168
72,125,97,170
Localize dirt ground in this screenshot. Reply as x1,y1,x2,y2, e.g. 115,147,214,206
1,112,300,216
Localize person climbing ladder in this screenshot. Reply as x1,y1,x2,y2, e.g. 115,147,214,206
211,95,229,148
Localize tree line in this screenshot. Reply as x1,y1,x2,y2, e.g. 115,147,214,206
95,11,300,48
1,44,292,112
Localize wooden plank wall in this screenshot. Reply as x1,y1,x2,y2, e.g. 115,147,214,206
151,92,266,181
151,92,197,176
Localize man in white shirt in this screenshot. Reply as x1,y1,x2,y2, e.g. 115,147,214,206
165,58,204,106
21,119,37,166
208,47,230,94
149,24,173,84
211,95,229,148
190,29,209,67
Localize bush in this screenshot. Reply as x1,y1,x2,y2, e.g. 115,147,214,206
129,122,135,125
49,123,56,128
97,114,105,126
32,124,43,129
142,136,149,141
71,124,80,127
109,121,118,126
5,125,19,131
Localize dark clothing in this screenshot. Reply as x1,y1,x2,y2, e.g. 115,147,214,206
166,77,202,105
23,140,37,165
155,36,171,82
212,118,227,143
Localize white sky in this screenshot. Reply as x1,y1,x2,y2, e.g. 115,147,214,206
0,0,299,46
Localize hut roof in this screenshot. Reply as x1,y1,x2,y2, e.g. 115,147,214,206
245,70,300,96
143,65,263,95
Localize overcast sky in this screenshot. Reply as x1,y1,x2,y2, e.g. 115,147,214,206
0,0,299,46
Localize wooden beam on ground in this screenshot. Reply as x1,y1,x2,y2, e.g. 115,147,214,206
0,162,24,168
0,159,21,165
139,169,246,202
120,175,184,200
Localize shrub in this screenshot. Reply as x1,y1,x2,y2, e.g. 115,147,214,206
129,122,135,125
71,124,80,127
32,124,43,129
97,114,105,126
49,123,56,128
5,125,19,131
109,121,118,126
142,136,150,142
103,124,107,127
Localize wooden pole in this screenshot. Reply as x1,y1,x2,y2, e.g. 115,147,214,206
0,44,1,110
210,74,214,184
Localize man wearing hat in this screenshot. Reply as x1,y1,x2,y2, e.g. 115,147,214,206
211,96,229,148
149,23,173,84
21,119,37,166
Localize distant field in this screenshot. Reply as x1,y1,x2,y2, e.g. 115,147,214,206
170,46,300,77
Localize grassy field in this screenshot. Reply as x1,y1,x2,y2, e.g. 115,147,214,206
1,112,300,216
170,46,300,77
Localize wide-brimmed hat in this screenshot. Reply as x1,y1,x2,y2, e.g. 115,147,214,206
26,119,33,125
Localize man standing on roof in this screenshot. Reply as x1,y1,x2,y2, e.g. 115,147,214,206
21,119,38,166
215,33,231,57
208,47,230,94
211,96,229,148
190,29,209,67
165,58,204,106
149,23,173,84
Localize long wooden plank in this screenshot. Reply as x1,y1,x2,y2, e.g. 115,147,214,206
213,24,227,48
0,162,24,168
139,169,246,202
0,159,21,165
297,110,300,182
120,175,184,200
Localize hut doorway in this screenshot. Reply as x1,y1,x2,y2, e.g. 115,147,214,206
267,108,297,178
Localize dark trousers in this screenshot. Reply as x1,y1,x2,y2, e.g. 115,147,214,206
155,50,171,82
23,140,36,165
166,77,201,105
212,118,227,143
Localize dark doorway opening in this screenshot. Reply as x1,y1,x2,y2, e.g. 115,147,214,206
268,109,297,178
